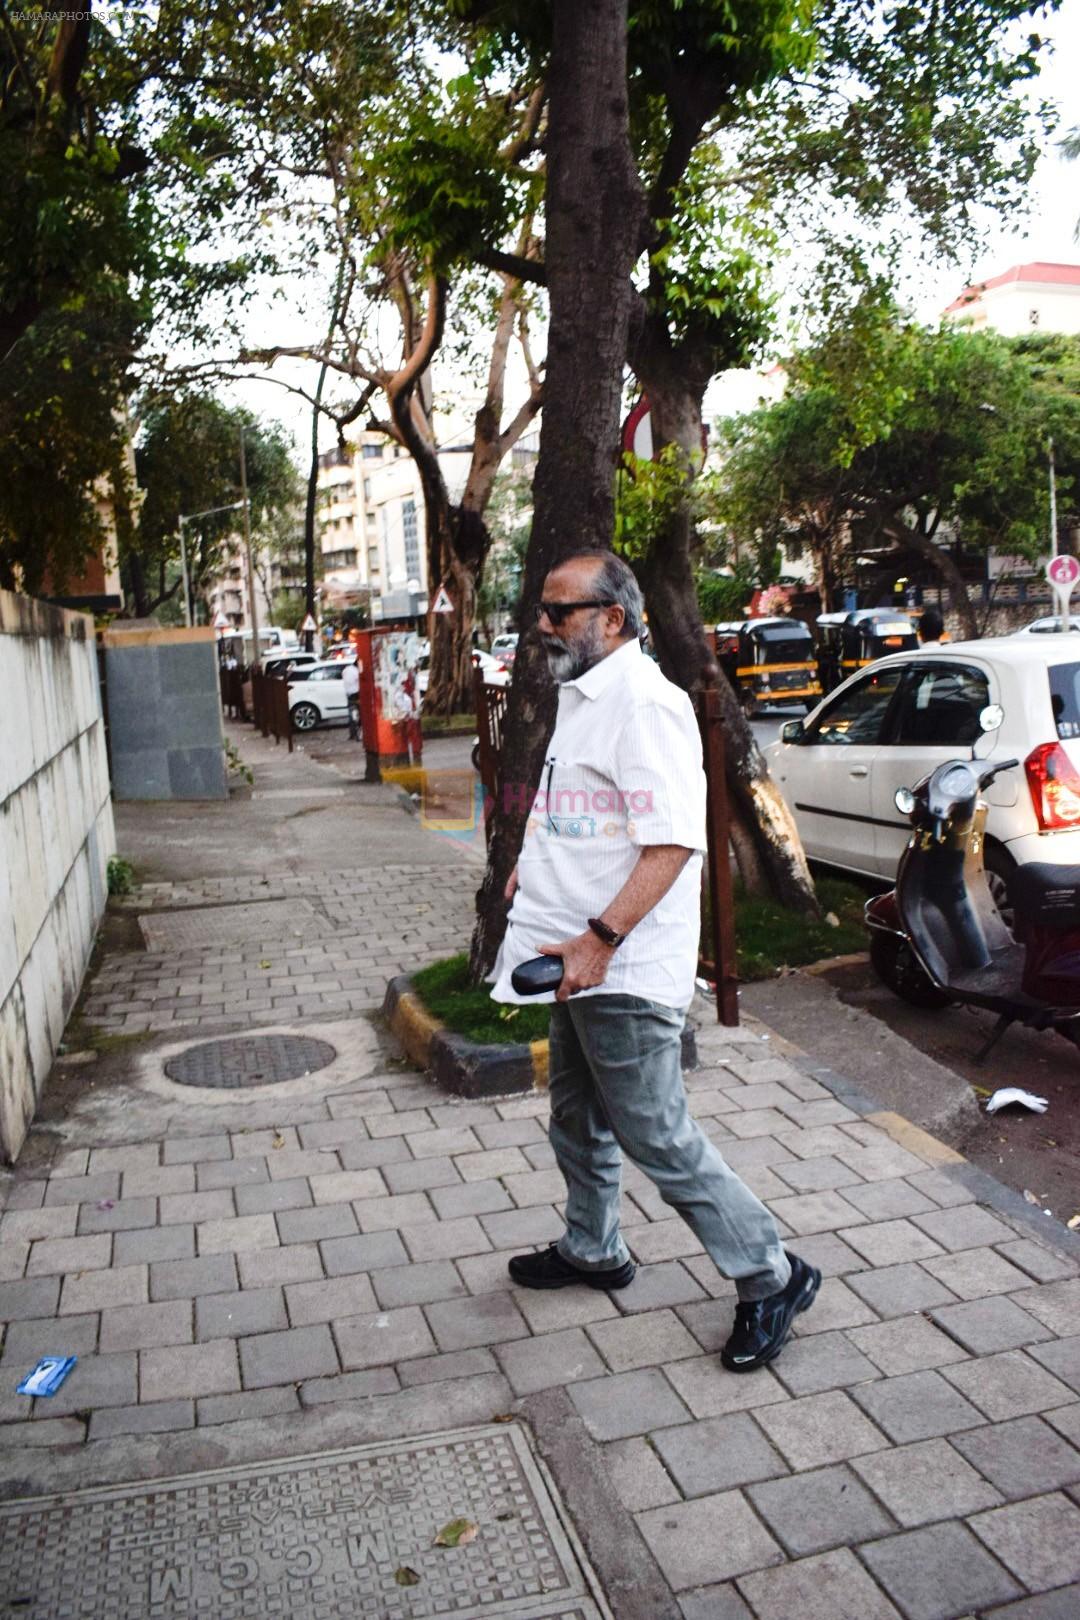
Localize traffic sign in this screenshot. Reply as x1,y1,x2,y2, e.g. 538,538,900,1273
300,612,318,633
1047,554,1080,589
431,584,454,615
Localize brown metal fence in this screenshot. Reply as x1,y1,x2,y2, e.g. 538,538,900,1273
250,669,293,751
219,664,247,720
472,673,738,1025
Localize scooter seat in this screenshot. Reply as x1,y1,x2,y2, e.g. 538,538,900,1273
1008,863,1080,929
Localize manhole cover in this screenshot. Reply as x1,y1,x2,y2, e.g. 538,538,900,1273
139,898,318,952
164,1034,337,1089
0,1426,603,1619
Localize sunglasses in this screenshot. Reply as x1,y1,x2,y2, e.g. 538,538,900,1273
534,599,614,627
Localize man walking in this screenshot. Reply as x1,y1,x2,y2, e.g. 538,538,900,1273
342,656,361,742
491,551,819,1372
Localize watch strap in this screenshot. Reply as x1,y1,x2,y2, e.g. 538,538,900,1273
587,916,626,948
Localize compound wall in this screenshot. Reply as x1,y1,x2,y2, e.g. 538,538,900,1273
103,625,227,801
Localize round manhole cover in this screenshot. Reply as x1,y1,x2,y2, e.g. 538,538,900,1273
164,1034,337,1089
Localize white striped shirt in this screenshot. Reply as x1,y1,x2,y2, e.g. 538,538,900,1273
490,638,707,1009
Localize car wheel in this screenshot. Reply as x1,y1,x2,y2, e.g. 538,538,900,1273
291,702,320,732
983,843,1016,936
869,932,952,1009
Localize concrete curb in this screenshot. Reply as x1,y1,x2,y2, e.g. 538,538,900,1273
382,974,544,1099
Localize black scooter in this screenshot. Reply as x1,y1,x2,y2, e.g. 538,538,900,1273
865,715,1080,1060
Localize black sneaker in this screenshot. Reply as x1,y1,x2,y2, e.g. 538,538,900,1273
719,1252,821,1373
508,1243,636,1291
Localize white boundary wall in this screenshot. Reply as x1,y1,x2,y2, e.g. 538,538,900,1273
0,592,115,1162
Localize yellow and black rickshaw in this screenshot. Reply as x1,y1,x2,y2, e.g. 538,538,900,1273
816,609,918,692
717,617,822,713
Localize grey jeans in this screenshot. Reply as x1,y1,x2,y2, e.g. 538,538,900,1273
549,994,790,1302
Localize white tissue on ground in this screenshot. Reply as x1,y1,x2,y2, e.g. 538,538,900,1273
985,1087,1048,1115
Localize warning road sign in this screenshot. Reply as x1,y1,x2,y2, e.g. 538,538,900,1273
431,584,454,614
300,612,318,633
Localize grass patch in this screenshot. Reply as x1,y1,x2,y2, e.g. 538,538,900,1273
411,954,550,1046
734,876,868,981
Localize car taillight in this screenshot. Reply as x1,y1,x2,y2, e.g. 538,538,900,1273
1025,742,1080,830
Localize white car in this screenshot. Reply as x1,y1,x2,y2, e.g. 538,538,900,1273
263,650,320,677
416,649,510,701
765,635,1080,912
287,662,350,730
1013,615,1080,635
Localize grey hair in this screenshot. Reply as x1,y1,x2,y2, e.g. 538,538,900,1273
557,550,645,639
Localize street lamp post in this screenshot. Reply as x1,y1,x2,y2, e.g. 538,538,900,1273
176,502,244,628
1049,437,1058,559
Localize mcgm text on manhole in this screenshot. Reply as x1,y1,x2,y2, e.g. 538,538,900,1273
164,1034,337,1089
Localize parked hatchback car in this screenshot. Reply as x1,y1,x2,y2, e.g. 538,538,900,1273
287,662,350,730
764,636,1080,914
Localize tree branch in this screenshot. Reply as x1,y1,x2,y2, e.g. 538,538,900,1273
476,249,547,287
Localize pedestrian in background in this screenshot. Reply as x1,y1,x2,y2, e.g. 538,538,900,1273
343,658,361,742
491,550,820,1373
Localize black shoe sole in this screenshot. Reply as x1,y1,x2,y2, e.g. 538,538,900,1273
720,1262,822,1374
508,1257,636,1292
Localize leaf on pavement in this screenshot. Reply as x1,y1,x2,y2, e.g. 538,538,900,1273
394,1567,420,1587
434,1518,479,1548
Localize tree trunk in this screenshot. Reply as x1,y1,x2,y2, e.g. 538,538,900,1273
636,370,819,914
469,0,644,980
888,520,978,639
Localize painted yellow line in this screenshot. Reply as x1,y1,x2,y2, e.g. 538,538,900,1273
866,1109,965,1166
530,1039,550,1093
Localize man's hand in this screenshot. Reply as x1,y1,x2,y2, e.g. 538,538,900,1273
505,864,518,903
538,932,615,1002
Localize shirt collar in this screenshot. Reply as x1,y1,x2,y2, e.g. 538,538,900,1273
565,636,641,700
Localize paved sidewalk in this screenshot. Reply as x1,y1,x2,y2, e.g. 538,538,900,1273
2,726,1080,1618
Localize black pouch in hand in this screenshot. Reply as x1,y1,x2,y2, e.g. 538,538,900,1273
510,956,564,996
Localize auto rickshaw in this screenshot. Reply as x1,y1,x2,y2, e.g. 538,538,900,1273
839,609,918,678
716,617,822,713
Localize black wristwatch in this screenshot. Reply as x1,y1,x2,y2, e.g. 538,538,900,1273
587,917,627,948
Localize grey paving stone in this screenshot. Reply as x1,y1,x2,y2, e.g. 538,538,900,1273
297,1367,401,1406
611,1261,707,1316
791,1230,871,1277
971,1494,1080,1593
737,1547,903,1620
513,1287,619,1334
196,1212,280,1257
122,1164,194,1199
846,1262,959,1320
772,1155,863,1195
149,1253,238,1301
570,1367,690,1441
930,1296,1054,1355
985,1587,1080,1619
848,1314,970,1375
951,1416,1080,1500
635,1491,783,1591
747,1463,895,1556
401,1216,494,1262
625,1220,706,1266
196,1158,270,1190
428,1179,513,1220
850,1369,986,1444
770,1329,879,1396
352,1192,437,1233
26,1232,111,1278
338,1136,415,1171
285,1274,377,1326
4,1180,47,1211
162,1135,232,1165
77,1196,159,1235
1044,1402,1080,1447
791,1276,879,1336
382,1157,460,1195
368,1261,465,1310
113,1224,195,1268
276,1204,357,1245
237,1244,323,1289
59,1264,148,1315
1,1205,78,1243
197,1385,301,1426
367,1109,433,1138
425,1291,529,1352
141,1337,240,1401
159,1188,235,1226
997,1239,1077,1285
89,1399,194,1441
860,1521,1022,1620
33,1351,138,1417
99,1299,194,1353
477,1206,564,1250
43,1172,120,1207
1030,1335,1080,1395
904,1167,976,1207
921,1248,1034,1303
603,1435,681,1512
0,1417,86,1447
232,1127,299,1157
839,1219,945,1268
0,1312,99,1364
196,1287,288,1340
297,1119,369,1151
839,1179,938,1222
912,1204,1016,1252
268,1149,339,1183
942,1349,1076,1422
396,1349,498,1388
586,1308,701,1373
239,1322,339,1388
496,1327,606,1396
321,1231,408,1276
653,1410,789,1497
455,1250,519,1296
474,1118,546,1149
333,1305,435,1369
852,1437,1002,1527
0,1275,61,1321
665,1355,789,1420
754,1389,889,1470
234,1177,313,1216
1012,1279,1080,1338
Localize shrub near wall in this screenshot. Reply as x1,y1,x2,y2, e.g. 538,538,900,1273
0,591,115,1162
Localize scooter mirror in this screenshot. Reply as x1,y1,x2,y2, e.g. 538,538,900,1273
979,704,1004,733
895,786,916,816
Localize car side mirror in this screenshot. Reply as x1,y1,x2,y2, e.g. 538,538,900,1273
780,719,805,744
979,704,1004,733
